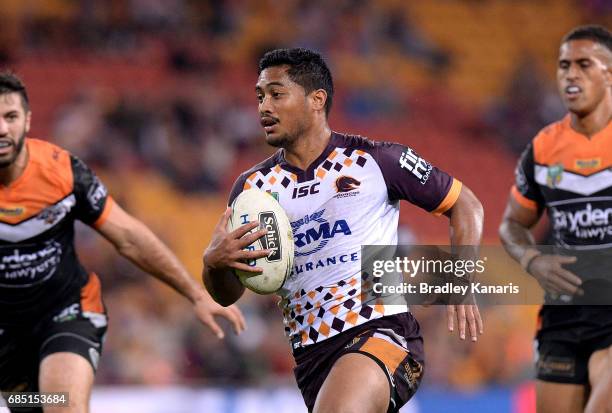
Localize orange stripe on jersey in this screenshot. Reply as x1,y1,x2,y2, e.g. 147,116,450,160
432,178,462,216
93,196,115,228
360,337,407,375
533,115,612,175
0,139,73,224
81,272,104,314
511,186,539,210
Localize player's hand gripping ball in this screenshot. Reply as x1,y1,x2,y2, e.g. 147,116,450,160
228,189,294,294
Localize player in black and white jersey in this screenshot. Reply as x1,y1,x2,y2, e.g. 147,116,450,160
0,73,245,413
203,48,484,413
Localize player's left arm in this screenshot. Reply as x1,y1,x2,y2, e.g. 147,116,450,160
373,142,484,341
443,184,485,342
95,202,246,338
69,154,245,338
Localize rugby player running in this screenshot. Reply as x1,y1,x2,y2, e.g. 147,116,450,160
499,26,612,413
0,72,245,413
203,48,484,413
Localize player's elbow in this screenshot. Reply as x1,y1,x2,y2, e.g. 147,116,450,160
498,219,511,243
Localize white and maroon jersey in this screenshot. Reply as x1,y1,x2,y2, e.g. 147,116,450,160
229,132,461,348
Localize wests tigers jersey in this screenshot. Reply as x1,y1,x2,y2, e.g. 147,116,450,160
229,132,461,348
0,139,113,325
512,116,612,334
513,115,612,251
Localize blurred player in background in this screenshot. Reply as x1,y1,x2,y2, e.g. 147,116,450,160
203,48,484,413
499,25,612,413
0,72,245,413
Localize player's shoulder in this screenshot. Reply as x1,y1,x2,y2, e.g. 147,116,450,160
330,131,388,152
27,138,71,163
236,150,284,182
532,115,572,152
26,138,74,184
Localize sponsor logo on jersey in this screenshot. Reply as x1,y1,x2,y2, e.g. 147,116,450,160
291,209,352,256
0,206,24,217
292,182,320,199
259,211,282,262
575,158,601,170
0,241,63,287
551,203,612,240
546,164,564,188
87,177,108,210
293,251,359,275
399,148,432,185
53,303,80,323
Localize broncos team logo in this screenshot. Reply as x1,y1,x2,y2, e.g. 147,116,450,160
335,176,361,193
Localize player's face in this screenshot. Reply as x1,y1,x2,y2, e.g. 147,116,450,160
0,93,30,168
256,66,311,148
557,39,612,116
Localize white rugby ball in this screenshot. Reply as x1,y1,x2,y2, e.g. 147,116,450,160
228,189,294,294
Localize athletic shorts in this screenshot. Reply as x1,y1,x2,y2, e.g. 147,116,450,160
0,274,107,413
536,306,612,384
293,312,424,413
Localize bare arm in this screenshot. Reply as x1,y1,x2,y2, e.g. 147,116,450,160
445,185,484,246
498,196,541,261
97,203,205,301
444,184,485,341
96,202,246,337
203,208,270,306
499,197,580,295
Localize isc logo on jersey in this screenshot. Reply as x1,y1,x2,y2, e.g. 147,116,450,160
291,209,351,257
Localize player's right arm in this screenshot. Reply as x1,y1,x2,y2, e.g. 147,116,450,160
203,173,271,306
498,143,581,295
202,208,269,306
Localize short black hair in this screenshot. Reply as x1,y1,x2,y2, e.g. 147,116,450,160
0,71,29,111
258,48,334,116
562,25,612,53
